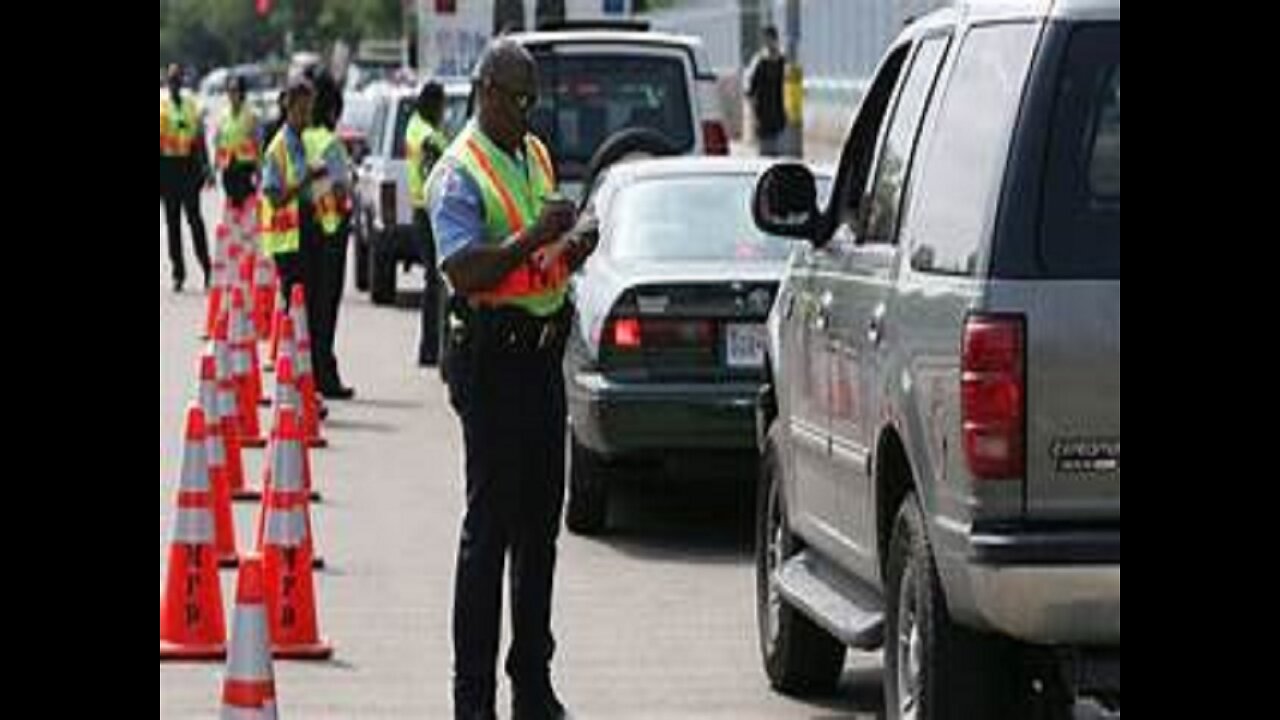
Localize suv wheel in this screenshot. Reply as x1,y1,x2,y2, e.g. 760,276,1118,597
886,495,1030,719
756,424,846,696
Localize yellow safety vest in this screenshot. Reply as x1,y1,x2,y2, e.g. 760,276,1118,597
260,131,302,257
216,106,260,170
160,96,201,158
429,121,566,317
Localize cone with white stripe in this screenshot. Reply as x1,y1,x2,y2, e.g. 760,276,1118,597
200,353,241,569
213,318,259,501
287,286,326,449
204,223,233,340
231,288,267,448
254,255,277,344
221,555,279,720
160,405,228,662
260,404,333,660
256,372,324,561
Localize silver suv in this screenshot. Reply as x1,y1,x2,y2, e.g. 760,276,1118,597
751,1,1120,717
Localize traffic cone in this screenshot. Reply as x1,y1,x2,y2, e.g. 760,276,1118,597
261,406,333,660
204,223,232,340
266,305,285,374
287,287,326,449
231,288,267,448
200,353,240,570
275,315,298,388
213,318,259,502
255,255,277,344
161,405,228,662
220,555,279,720
238,256,270,409
257,357,323,525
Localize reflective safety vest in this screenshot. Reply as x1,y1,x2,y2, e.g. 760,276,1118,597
406,114,449,210
303,127,349,236
259,130,302,257
160,95,201,158
431,121,566,318
215,106,260,169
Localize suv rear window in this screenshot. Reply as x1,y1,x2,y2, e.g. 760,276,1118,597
1039,24,1121,279
531,52,695,180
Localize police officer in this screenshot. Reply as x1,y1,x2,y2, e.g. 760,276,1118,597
259,77,317,306
427,39,598,720
407,81,451,368
214,75,261,213
303,72,355,400
160,63,212,292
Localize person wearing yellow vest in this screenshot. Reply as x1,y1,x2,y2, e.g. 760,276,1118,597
260,77,319,308
427,40,598,720
160,64,211,293
214,75,261,210
302,72,355,400
406,81,450,367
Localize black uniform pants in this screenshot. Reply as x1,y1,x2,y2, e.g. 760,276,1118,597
415,208,443,366
446,305,571,715
161,157,210,285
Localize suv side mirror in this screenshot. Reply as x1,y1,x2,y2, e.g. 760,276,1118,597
753,163,820,241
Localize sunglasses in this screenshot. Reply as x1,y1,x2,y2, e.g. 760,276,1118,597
488,79,537,114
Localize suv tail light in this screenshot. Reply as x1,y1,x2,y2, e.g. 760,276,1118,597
962,315,1026,481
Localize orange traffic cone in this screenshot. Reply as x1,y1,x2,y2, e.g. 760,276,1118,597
257,358,324,536
221,555,279,720
294,335,327,450
231,288,267,448
161,405,228,662
199,353,240,570
266,305,285,374
261,406,333,660
255,255,277,344
204,223,232,340
286,287,326,449
238,256,271,410
213,319,258,502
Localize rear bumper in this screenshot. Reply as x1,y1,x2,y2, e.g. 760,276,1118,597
943,523,1121,646
568,371,762,458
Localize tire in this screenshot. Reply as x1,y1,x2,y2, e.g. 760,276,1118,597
370,233,397,306
565,431,609,536
579,128,682,209
885,495,1028,720
354,223,371,293
756,424,847,696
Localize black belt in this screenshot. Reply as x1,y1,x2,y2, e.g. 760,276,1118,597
458,302,571,356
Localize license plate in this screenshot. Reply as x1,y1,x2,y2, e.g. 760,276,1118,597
726,324,767,369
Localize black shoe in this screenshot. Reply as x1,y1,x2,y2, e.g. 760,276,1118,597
319,403,330,421
204,273,212,291
173,278,185,293
513,688,570,720
455,708,497,720
321,385,356,401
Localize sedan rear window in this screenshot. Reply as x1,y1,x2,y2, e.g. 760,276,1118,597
610,175,826,263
